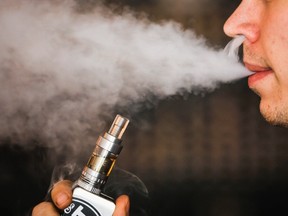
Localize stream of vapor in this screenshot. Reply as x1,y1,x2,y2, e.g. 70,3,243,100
0,0,250,152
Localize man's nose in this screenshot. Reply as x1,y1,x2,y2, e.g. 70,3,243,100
223,1,260,43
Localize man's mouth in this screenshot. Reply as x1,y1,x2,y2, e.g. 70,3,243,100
244,62,273,87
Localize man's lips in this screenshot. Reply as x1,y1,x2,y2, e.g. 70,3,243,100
244,63,272,72
244,63,273,87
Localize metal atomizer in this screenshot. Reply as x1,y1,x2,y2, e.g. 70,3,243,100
62,114,130,216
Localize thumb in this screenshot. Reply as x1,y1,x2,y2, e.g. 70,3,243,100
51,180,73,209
113,195,130,216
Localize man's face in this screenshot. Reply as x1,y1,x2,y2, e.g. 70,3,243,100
224,0,288,127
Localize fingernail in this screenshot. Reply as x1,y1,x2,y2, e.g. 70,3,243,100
56,193,69,206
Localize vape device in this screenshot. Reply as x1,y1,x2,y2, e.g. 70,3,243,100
62,114,130,216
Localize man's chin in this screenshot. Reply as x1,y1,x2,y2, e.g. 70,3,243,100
260,102,288,128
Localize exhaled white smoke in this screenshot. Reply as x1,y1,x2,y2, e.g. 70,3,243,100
0,0,250,151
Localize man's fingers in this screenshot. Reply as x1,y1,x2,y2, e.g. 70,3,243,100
32,202,59,216
113,195,130,216
51,180,73,209
49,180,130,216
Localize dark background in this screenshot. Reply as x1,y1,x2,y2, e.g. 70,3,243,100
2,0,288,215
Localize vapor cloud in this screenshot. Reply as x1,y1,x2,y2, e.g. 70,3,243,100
0,0,249,152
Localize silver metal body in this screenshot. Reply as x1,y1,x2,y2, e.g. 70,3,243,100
77,114,129,195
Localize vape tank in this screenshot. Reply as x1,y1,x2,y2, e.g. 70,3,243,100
62,114,130,216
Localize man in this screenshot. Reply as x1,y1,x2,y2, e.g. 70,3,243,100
224,0,288,127
33,0,288,215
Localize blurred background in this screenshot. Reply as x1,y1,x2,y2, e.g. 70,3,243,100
2,0,288,215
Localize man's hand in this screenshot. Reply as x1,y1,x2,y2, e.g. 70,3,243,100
32,180,130,216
